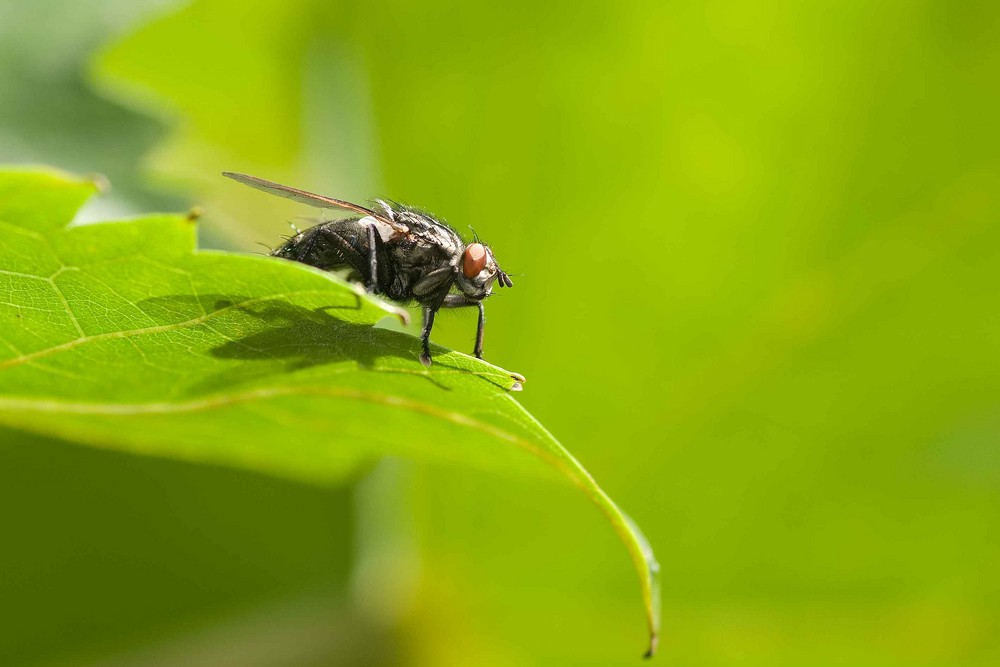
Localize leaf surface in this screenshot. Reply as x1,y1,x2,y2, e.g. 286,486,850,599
0,168,660,655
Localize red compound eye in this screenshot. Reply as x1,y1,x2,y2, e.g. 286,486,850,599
463,243,487,278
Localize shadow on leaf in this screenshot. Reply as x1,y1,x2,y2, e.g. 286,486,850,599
138,295,464,392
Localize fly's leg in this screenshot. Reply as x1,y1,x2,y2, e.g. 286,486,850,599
474,301,485,359
366,223,379,293
419,287,457,367
441,294,486,359
419,306,437,367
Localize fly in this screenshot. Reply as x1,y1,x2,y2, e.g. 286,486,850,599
223,172,513,367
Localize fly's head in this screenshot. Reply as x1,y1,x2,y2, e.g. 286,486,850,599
455,242,513,300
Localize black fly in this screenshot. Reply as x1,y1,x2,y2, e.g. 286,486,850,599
223,172,513,367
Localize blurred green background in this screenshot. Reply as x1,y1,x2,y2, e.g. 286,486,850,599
2,0,999,665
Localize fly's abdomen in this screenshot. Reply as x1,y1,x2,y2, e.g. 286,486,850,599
271,218,402,295
272,219,369,273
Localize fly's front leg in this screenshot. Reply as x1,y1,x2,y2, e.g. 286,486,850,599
474,301,485,359
441,294,486,360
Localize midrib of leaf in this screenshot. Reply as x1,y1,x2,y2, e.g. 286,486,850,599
0,289,338,371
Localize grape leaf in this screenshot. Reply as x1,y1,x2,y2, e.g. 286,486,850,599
0,168,660,656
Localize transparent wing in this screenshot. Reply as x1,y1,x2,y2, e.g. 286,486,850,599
223,172,405,230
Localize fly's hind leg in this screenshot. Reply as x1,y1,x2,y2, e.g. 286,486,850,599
365,223,379,293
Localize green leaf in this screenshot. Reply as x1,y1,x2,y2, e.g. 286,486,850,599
0,167,660,655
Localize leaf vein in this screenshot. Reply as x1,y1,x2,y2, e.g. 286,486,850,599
0,289,335,371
